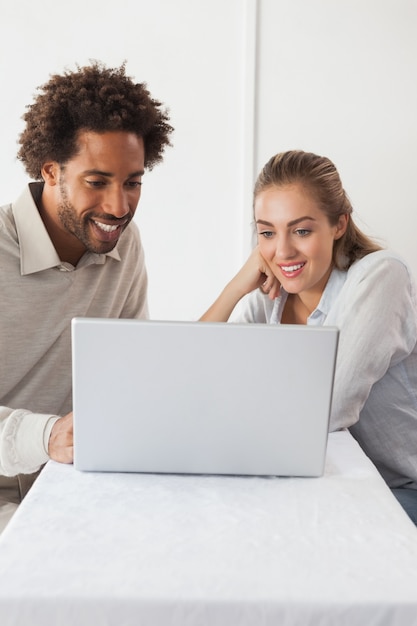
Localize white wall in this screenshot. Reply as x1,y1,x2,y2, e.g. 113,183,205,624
0,0,248,320
256,0,417,278
1,0,416,322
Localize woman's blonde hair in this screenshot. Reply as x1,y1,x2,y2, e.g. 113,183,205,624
254,150,382,269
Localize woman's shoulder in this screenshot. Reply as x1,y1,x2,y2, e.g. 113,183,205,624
325,250,417,326
342,250,417,309
347,249,414,281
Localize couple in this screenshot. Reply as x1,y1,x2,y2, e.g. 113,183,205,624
1,61,416,529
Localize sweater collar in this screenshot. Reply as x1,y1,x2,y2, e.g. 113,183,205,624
13,182,120,275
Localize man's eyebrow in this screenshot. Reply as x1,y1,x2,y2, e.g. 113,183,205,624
82,169,145,178
127,170,145,178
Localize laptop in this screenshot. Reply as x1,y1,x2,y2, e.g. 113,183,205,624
72,317,339,477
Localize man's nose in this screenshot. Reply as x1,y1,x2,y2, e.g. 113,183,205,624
104,186,130,218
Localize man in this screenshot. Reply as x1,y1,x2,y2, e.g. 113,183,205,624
0,61,173,529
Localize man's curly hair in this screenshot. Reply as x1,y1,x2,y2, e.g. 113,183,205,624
17,61,174,179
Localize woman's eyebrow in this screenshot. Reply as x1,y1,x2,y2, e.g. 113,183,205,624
256,216,316,227
256,219,274,226
287,216,316,227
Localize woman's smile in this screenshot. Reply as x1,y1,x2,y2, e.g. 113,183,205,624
278,262,306,278
255,184,347,302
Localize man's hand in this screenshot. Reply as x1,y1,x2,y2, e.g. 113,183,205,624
48,412,73,464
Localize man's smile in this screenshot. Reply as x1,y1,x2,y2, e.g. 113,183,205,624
93,220,120,233
90,218,129,243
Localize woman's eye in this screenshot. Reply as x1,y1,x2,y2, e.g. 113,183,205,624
259,231,274,239
295,228,311,237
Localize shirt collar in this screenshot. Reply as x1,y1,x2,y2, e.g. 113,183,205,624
313,268,347,318
13,182,121,275
269,267,348,324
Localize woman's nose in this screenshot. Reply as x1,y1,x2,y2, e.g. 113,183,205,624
274,235,296,261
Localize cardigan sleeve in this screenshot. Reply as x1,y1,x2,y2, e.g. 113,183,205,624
0,406,59,476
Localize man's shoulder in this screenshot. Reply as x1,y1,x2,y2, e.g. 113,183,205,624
0,201,17,241
1,184,37,231
0,200,14,221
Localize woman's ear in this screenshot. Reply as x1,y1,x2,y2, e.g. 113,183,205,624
334,214,349,240
41,162,60,186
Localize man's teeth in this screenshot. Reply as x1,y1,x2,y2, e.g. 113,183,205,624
94,221,119,233
282,263,304,272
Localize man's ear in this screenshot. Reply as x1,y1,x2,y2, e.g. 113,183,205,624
41,162,60,186
334,214,349,240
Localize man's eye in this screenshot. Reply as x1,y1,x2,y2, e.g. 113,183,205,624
126,181,142,188
86,180,106,188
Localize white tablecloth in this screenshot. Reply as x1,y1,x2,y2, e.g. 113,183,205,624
0,431,416,626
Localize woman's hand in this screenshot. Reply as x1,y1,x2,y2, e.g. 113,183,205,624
233,246,281,301
200,246,281,322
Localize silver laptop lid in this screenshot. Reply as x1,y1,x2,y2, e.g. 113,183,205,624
72,318,338,477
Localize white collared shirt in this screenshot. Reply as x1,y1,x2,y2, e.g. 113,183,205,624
236,250,417,489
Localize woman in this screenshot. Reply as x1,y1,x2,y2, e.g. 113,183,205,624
201,150,417,525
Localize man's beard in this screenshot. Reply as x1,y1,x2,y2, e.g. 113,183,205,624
57,180,127,255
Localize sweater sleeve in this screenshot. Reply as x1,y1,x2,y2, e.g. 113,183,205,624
328,255,417,430
0,406,59,476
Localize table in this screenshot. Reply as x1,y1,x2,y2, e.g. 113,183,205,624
0,431,416,626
